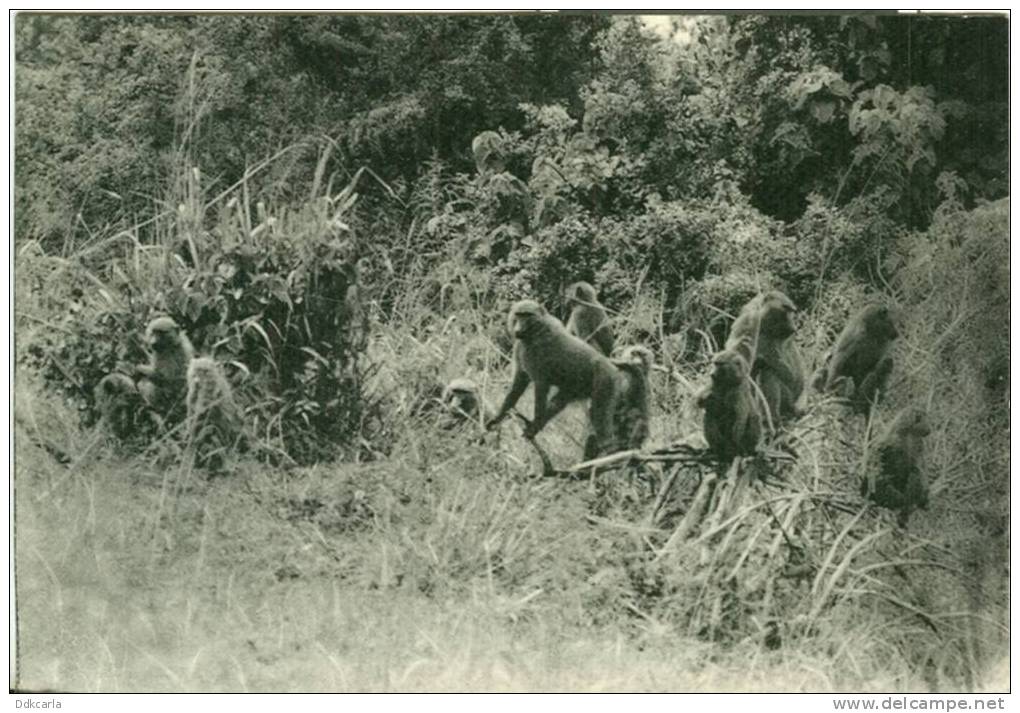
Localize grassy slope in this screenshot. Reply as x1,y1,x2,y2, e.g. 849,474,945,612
15,384,972,693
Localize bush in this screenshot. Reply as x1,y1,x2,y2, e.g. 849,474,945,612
19,162,377,465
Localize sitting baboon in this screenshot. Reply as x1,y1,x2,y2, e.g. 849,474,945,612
185,357,244,468
94,373,145,439
440,378,485,427
816,303,899,414
696,349,762,463
565,281,614,357
485,300,621,458
136,316,194,418
862,407,931,527
725,290,804,427
610,345,654,452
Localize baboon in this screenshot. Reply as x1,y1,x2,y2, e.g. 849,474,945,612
185,357,244,468
135,316,194,417
440,377,485,426
565,281,614,357
94,373,145,439
725,290,804,427
485,300,621,458
610,345,654,451
695,349,762,463
816,303,899,413
862,407,931,527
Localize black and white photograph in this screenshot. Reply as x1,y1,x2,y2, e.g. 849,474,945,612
10,11,1010,694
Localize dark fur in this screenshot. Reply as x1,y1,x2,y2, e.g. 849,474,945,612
696,349,762,463
441,378,484,427
862,407,931,526
135,316,194,418
565,281,614,357
486,300,621,458
609,345,654,452
817,303,898,413
94,373,144,439
724,291,804,427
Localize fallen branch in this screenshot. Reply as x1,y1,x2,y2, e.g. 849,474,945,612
648,464,684,526
564,442,796,474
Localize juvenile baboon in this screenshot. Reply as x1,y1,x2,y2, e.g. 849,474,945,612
610,345,654,451
695,349,762,463
440,377,485,426
817,303,899,413
565,281,614,357
485,300,621,458
725,291,804,427
862,406,931,527
94,373,144,439
135,316,194,417
185,357,244,468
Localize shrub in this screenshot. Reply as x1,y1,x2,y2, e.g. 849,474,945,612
19,161,378,465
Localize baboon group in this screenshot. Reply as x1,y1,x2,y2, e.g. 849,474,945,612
94,281,930,526
468,282,931,527
94,317,243,466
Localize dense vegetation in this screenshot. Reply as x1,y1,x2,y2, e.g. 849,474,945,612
14,14,1008,692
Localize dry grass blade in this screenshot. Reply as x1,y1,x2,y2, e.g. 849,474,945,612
654,472,717,562
809,526,889,623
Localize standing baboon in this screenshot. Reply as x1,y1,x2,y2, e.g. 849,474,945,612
816,303,899,414
610,345,654,452
135,316,194,417
696,349,762,463
441,377,485,427
185,357,244,468
565,281,614,357
862,407,931,526
485,300,621,458
725,291,805,427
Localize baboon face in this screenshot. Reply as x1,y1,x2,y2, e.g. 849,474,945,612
759,291,797,338
863,304,899,340
711,351,748,386
146,317,182,353
566,281,596,306
508,300,546,341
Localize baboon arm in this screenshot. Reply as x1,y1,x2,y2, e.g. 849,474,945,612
588,373,620,455
565,313,579,336
134,363,155,378
811,366,828,392
855,356,893,406
137,379,157,405
824,346,859,390
743,406,763,453
758,376,783,424
486,369,530,429
526,386,570,438
595,327,614,357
